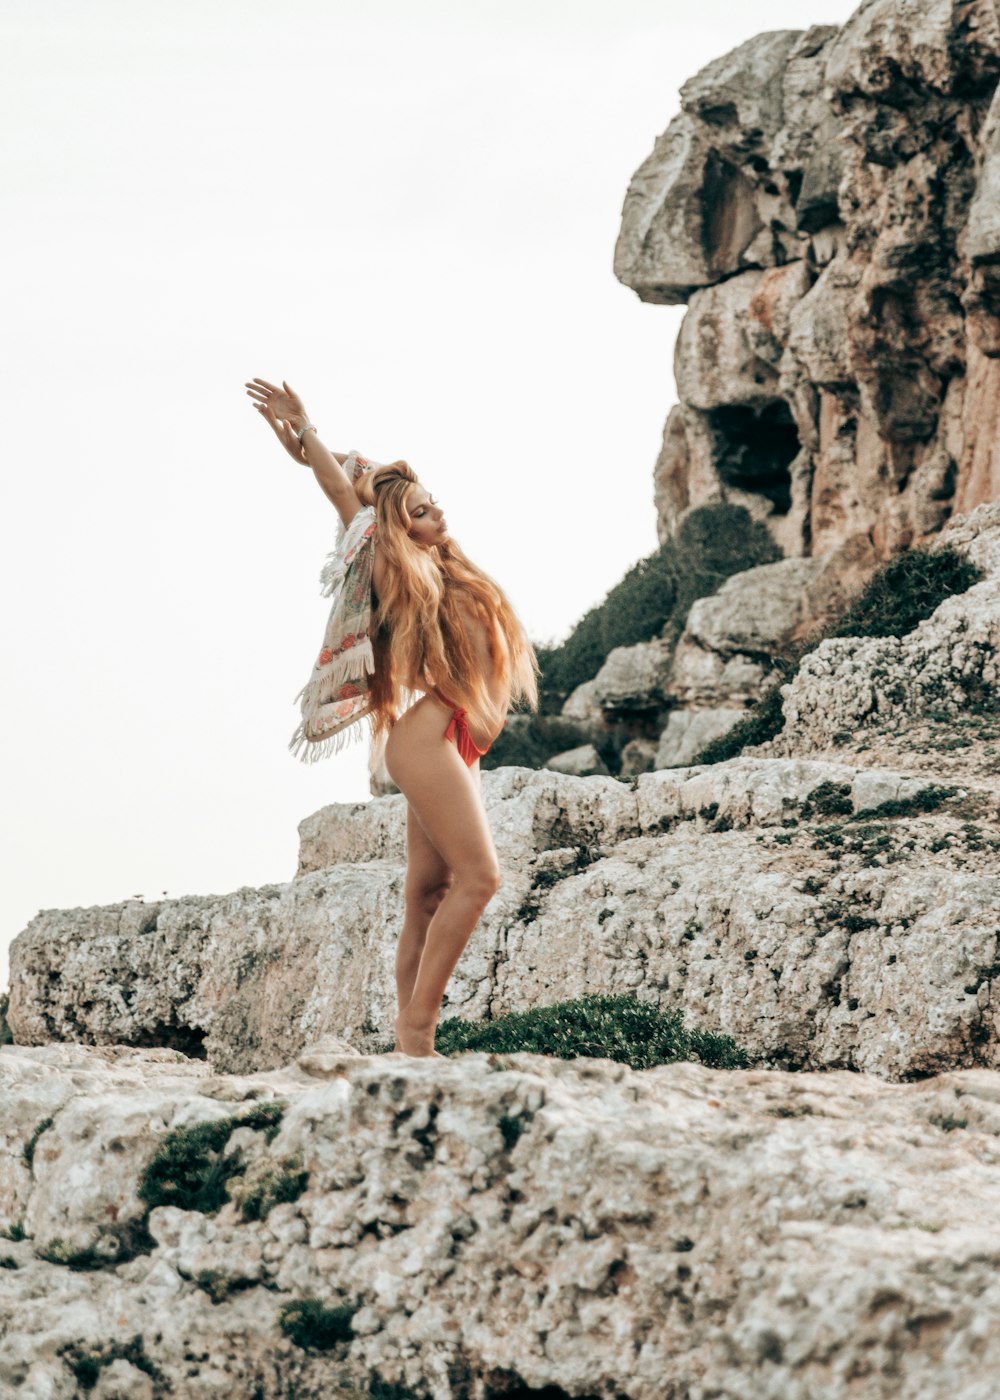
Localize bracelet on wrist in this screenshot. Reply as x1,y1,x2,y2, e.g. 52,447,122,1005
295,421,317,445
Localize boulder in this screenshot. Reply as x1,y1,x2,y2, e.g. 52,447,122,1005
588,639,674,714
654,707,746,768
543,744,610,778
684,555,831,657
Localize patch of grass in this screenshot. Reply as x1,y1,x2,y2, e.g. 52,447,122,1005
0,992,11,1046
194,1268,238,1304
137,1099,291,1216
840,913,880,933
0,1221,26,1242
688,545,987,766
434,993,749,1070
277,1296,359,1350
0,1254,19,1269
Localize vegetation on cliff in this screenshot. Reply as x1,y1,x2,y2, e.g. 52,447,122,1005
690,544,988,765
484,501,782,770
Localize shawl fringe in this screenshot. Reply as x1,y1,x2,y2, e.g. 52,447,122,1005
287,710,374,765
289,451,384,766
291,635,376,710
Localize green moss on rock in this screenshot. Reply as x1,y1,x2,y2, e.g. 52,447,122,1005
137,1099,292,1216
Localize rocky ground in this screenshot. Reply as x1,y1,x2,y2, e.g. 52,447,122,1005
3,1042,1000,1400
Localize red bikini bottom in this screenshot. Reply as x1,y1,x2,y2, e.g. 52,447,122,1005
431,689,491,766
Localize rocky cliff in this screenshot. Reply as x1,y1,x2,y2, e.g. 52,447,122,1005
540,0,1000,779
7,5,1000,1398
616,6,1000,559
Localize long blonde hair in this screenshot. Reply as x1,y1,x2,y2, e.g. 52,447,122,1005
354,460,539,748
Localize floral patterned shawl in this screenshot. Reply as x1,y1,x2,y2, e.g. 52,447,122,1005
288,449,383,765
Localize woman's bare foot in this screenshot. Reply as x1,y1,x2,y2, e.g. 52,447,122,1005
395,1011,445,1058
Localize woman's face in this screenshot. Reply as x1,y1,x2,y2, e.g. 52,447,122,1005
404,484,448,548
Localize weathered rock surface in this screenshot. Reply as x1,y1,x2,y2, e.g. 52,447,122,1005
684,557,828,658
584,639,675,717
10,756,1000,1081
4,1043,1000,1400
616,5,1000,571
759,501,1000,757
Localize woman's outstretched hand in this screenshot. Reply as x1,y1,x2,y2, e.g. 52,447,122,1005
245,377,311,464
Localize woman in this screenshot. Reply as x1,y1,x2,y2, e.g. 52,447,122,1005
246,377,539,1058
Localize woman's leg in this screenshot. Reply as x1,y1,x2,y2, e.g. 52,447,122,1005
392,802,453,1048
385,698,500,1057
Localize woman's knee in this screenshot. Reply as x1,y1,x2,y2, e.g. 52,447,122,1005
455,861,502,908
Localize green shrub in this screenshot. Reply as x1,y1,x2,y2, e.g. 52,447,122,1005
688,545,986,766
856,785,957,820
482,714,623,773
824,545,983,642
435,992,748,1070
37,1238,110,1272
0,992,11,1046
137,1099,289,1216
277,1296,358,1350
225,1153,310,1222
533,503,782,711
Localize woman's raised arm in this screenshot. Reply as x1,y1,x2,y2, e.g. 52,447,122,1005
245,377,362,530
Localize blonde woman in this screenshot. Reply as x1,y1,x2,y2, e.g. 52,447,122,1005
246,377,539,1058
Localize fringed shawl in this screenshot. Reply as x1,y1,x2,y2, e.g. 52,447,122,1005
288,448,384,765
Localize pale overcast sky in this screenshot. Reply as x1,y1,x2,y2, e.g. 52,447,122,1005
1,0,861,990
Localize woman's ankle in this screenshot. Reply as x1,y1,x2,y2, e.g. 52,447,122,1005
397,1004,437,1030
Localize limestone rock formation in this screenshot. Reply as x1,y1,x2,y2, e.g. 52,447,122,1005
760,498,1000,757
616,11,1000,561
4,1042,1000,1399
10,736,1000,1083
